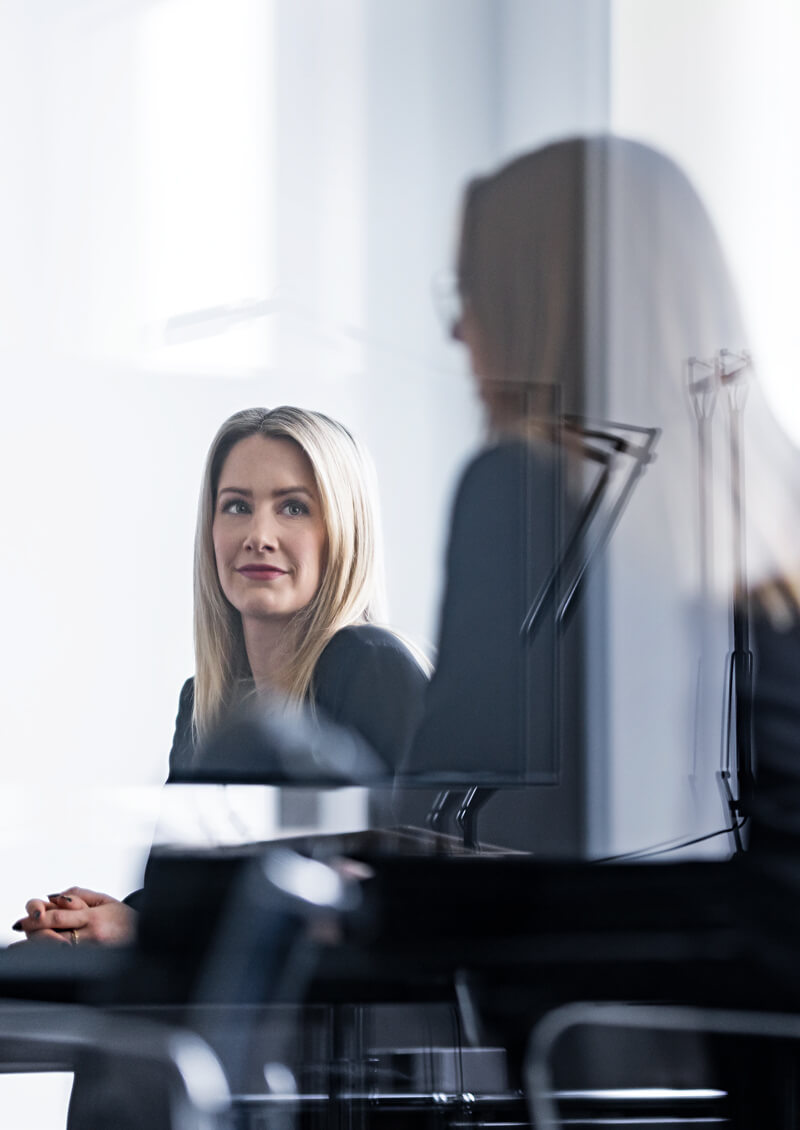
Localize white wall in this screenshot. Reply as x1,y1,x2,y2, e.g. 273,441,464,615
611,0,800,443
601,0,800,856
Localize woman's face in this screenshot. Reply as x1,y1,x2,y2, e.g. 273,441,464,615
212,434,328,626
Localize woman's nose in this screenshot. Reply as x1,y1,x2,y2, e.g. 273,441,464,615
244,512,277,551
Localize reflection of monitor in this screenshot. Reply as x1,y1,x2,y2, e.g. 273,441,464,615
393,382,567,791
523,419,660,642
394,406,660,793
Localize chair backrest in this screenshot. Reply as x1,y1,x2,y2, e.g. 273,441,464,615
526,1001,800,1129
0,1002,231,1130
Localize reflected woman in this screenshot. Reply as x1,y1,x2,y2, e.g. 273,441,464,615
401,137,791,858
15,406,428,943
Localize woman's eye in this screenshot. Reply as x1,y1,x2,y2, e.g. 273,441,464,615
221,498,250,515
282,499,309,517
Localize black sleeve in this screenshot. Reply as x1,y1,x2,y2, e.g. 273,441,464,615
749,608,800,854
167,678,196,780
400,444,560,782
313,628,428,772
122,887,144,911
124,679,195,911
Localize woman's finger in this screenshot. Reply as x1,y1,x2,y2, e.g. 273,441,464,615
14,900,54,932
12,893,71,934
14,906,88,933
48,892,89,911
25,928,72,944
42,907,89,931
58,886,114,907
24,898,51,919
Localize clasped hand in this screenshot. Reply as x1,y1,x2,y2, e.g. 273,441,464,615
12,887,137,946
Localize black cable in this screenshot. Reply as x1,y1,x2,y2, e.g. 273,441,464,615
592,815,748,864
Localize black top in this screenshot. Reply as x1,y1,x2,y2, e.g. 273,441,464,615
394,441,586,855
123,626,427,910
747,605,800,857
400,441,564,783
167,624,428,777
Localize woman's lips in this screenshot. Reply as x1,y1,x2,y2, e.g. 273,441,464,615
237,565,287,579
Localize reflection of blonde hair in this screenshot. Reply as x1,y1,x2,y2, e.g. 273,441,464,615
194,406,387,739
459,135,800,615
457,137,741,430
458,141,585,429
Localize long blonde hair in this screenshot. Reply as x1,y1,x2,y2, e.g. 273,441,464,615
457,141,585,431
457,137,742,432
193,406,387,739
458,137,800,611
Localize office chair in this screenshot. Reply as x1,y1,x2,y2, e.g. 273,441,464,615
0,1001,230,1130
526,1001,800,1129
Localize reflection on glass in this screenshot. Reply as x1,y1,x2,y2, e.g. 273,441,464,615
396,137,800,860
176,138,800,867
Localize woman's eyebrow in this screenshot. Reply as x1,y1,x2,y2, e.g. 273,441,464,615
217,484,315,499
272,485,314,498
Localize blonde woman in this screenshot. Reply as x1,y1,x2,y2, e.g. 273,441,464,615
176,404,426,771
15,406,427,944
400,136,786,858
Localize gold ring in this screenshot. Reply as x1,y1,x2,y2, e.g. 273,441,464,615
70,929,79,946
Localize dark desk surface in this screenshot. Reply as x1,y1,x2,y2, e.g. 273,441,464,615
2,848,791,1014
